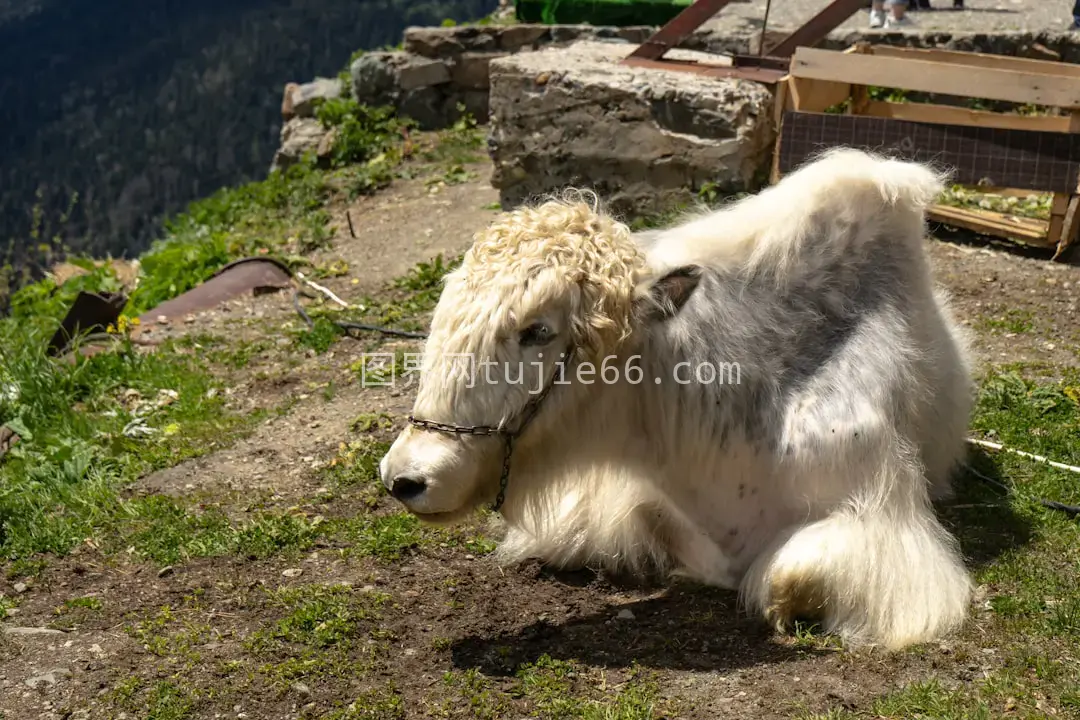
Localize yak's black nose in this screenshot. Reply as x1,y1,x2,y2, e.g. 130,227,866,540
390,475,428,501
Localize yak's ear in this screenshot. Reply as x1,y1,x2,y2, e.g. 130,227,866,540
636,265,703,322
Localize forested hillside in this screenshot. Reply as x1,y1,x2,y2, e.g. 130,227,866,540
0,0,497,300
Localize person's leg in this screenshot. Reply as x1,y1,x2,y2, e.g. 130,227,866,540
1073,0,1080,28
885,0,912,26
869,0,886,27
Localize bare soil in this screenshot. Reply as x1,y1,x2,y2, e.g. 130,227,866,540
2,158,1078,720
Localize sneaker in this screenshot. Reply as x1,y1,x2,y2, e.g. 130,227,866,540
884,14,913,28
869,8,886,27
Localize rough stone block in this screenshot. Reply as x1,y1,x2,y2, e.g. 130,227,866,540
397,56,451,90
282,77,343,120
350,51,403,105
271,117,331,172
449,52,503,90
404,26,499,58
497,24,550,51
459,90,490,123
488,42,776,215
399,86,452,129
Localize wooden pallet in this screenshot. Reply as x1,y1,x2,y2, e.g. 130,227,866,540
771,43,1080,261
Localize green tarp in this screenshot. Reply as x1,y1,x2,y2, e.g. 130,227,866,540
515,0,692,26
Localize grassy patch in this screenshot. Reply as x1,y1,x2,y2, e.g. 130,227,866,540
421,109,486,167
975,307,1037,335
110,678,198,720
50,594,105,630
246,583,394,690
438,655,681,719
322,438,392,496
0,321,264,561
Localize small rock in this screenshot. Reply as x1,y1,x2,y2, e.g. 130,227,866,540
157,566,174,578
24,668,72,689
12,582,27,594
282,568,303,578
3,626,64,636
157,315,169,324
616,609,635,620
293,682,312,697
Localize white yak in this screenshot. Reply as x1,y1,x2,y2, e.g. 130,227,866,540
379,148,977,651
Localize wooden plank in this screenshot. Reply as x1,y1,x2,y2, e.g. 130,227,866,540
928,204,1052,245
1055,195,1080,259
763,0,866,58
790,47,1080,108
771,78,792,185
788,76,851,113
861,101,1080,134
777,111,1080,193
868,46,1080,79
1047,193,1070,245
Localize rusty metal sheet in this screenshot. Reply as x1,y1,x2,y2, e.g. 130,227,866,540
46,290,127,357
134,256,294,327
621,0,861,81
625,0,736,61
731,54,791,71
765,0,867,57
47,256,295,358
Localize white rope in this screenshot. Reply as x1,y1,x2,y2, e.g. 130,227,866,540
967,437,1080,475
295,271,353,310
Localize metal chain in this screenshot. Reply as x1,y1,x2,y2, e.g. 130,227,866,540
405,347,574,514
405,416,505,436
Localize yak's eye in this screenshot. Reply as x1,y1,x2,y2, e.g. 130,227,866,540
518,322,555,347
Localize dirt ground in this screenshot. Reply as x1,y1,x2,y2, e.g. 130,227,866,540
1,158,1078,720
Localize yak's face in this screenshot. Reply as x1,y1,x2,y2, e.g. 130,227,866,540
378,198,702,523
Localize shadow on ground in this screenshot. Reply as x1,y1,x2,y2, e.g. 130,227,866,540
937,446,1035,568
451,568,828,676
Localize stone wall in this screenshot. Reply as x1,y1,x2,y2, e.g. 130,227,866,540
273,22,1080,205
346,23,661,130
487,41,777,216
326,24,1080,134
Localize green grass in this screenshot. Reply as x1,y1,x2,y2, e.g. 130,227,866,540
975,308,1037,335
0,126,473,573
437,655,681,719
0,320,267,562
244,583,395,691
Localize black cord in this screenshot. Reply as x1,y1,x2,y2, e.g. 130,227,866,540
964,462,1080,518
292,288,429,340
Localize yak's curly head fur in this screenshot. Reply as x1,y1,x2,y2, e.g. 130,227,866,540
431,191,649,366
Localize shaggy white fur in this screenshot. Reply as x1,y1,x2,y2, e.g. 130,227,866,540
380,147,977,651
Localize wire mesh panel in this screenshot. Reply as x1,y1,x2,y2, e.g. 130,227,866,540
777,111,1080,193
